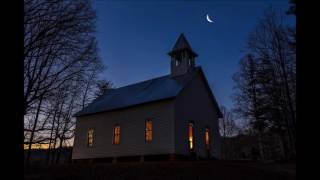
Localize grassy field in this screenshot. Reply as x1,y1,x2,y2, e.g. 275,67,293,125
24,160,296,180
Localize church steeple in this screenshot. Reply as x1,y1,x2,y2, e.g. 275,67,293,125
168,33,198,77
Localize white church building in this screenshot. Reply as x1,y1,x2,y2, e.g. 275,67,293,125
72,33,222,162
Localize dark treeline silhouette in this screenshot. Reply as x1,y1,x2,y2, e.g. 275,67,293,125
24,0,112,165
219,106,239,160
232,7,296,161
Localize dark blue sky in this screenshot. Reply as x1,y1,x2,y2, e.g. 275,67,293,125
92,0,294,110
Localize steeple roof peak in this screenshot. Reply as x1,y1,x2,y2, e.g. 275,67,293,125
168,33,198,57
172,33,192,51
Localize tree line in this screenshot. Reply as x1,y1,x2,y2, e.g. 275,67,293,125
24,0,112,165
231,6,296,160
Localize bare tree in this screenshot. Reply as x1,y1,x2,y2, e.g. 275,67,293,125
232,7,296,160
219,106,239,159
248,7,296,158
286,0,296,16
24,0,99,114
233,54,267,160
94,79,113,98
220,106,238,138
24,0,106,165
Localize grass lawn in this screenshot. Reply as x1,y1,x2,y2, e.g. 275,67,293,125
24,160,296,180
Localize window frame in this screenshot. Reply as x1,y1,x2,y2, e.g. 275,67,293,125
205,127,210,151
175,59,181,66
188,121,195,152
145,119,153,143
87,128,94,148
113,124,121,145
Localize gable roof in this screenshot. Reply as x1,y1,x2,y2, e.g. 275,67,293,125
74,67,223,118
74,68,198,117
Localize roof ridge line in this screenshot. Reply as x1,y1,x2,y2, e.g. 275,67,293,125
114,74,170,90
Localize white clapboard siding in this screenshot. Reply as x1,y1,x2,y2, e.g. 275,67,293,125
174,72,221,159
72,100,175,159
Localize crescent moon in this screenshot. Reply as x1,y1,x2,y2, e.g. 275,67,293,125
206,14,213,23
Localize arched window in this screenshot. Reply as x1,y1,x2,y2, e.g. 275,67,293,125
145,119,153,142
113,125,120,145
188,122,194,151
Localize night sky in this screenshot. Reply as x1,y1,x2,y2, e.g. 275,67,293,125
92,0,294,110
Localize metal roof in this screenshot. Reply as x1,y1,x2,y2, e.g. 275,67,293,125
74,68,197,117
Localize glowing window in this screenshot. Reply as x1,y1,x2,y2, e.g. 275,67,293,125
145,119,153,142
205,128,210,150
188,59,192,66
188,122,194,151
113,125,120,145
87,129,94,147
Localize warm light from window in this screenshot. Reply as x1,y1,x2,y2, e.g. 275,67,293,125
188,122,194,151
24,143,50,149
113,125,120,145
145,119,153,142
205,128,210,150
87,129,94,147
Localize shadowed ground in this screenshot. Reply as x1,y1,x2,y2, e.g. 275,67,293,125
24,160,296,180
